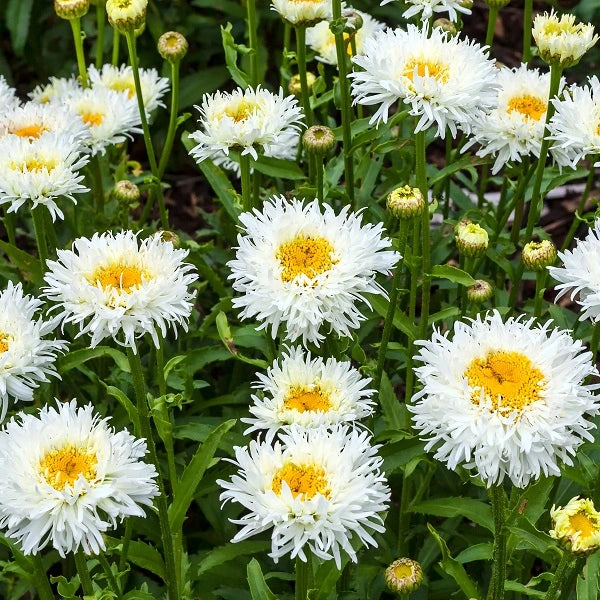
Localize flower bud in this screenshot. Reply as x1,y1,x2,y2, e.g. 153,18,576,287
550,497,600,555
288,73,316,97
302,125,336,156
106,0,147,32
387,185,425,220
342,9,363,33
456,0,473,9
456,222,489,258
112,180,140,205
467,280,493,304
158,31,188,63
483,0,510,8
159,230,181,248
55,0,90,19
522,240,556,271
432,18,457,35
385,558,423,595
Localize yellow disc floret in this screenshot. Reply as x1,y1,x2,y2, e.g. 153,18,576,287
284,385,332,412
0,333,8,354
465,350,545,413
108,79,136,99
40,445,97,491
12,124,48,139
79,111,105,128
276,236,336,283
224,99,259,123
90,264,144,292
507,95,547,121
550,497,600,554
404,57,449,83
272,462,330,499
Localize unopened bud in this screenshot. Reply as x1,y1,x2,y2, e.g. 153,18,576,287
483,0,510,7
55,0,90,19
288,73,316,97
106,0,147,32
522,240,557,271
302,125,336,156
158,31,188,63
457,0,474,9
385,558,423,595
387,185,425,220
113,180,140,205
456,222,489,258
159,230,180,248
433,18,457,35
342,9,363,32
467,280,493,304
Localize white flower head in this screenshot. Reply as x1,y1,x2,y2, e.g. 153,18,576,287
189,86,304,162
0,76,20,116
306,8,385,66
64,86,142,155
43,230,198,351
549,219,600,322
0,132,89,221
0,282,66,421
88,63,169,115
548,76,600,169
380,0,472,23
28,76,81,105
0,400,158,556
463,64,561,174
410,310,599,488
271,0,332,25
350,24,498,138
228,196,399,346
218,426,390,568
533,11,598,68
243,346,375,442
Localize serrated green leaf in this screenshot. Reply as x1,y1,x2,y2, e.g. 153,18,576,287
379,371,408,430
221,22,250,88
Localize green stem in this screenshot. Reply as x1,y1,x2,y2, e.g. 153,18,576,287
98,554,121,599
316,155,324,202
295,556,309,600
562,160,596,251
158,60,181,179
246,0,259,87
534,270,546,318
156,336,167,397
31,207,48,271
91,154,106,216
112,28,120,66
240,153,253,213
70,18,89,87
404,219,420,403
397,474,412,556
485,5,499,50
265,332,277,363
487,485,507,600
478,163,489,209
3,208,16,246
523,0,533,62
281,23,291,89
124,30,169,229
557,556,585,600
74,551,94,597
295,26,313,127
374,220,409,392
95,0,106,68
443,131,452,219
126,348,179,600
30,554,54,600
118,519,133,573
544,550,575,600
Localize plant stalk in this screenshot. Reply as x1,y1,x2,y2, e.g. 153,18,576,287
30,554,54,600
544,550,575,600
246,0,259,87
70,18,89,87
523,0,533,62
294,26,313,127
74,551,94,597
158,60,182,179
31,207,49,271
95,0,106,68
240,153,253,213
485,6,499,50
295,556,309,600
487,485,507,600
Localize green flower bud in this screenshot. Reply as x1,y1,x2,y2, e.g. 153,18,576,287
302,125,336,156
387,185,425,220
467,280,493,304
385,558,423,595
158,31,188,63
159,230,181,248
522,240,557,271
106,0,147,32
457,0,474,9
112,180,140,205
288,73,316,97
55,0,90,19
456,222,489,258
433,18,457,35
342,9,363,33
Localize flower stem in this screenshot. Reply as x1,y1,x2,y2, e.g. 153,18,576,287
397,474,412,556
544,550,575,600
404,219,421,403
295,556,309,600
112,28,120,66
2,209,16,246
118,519,133,573
30,554,54,600
534,270,546,318
126,347,179,600
95,0,106,68
31,206,48,271
281,23,291,89
124,30,169,229
240,153,253,213
246,0,259,87
443,131,452,219
91,154,106,216
97,553,122,599
295,26,313,127
523,0,533,62
74,551,94,597
316,155,324,202
158,60,181,179
562,159,596,251
485,6,499,50
70,18,89,88
487,485,507,600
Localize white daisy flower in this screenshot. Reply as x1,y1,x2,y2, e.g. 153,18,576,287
547,76,600,169
0,132,89,221
306,9,385,66
227,196,399,346
88,63,169,115
380,0,471,23
0,76,20,116
0,282,66,422
43,230,198,351
533,11,598,68
463,64,561,174
271,0,332,25
0,400,158,556
64,86,142,156
0,101,90,145
410,310,599,488
549,219,600,322
350,24,498,137
188,86,304,163
243,346,375,442
28,76,80,105
218,426,390,567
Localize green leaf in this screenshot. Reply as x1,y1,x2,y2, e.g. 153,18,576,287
221,22,250,88
368,294,417,339
411,497,493,531
429,155,487,186
195,541,270,578
313,554,351,599
106,537,165,582
504,581,546,598
5,0,34,56
379,372,408,430
0,240,42,285
507,517,560,556
254,155,305,180
169,419,236,531
431,264,476,287
58,346,130,374
455,543,493,564
577,553,600,599
427,523,480,598
216,312,269,369
247,559,279,600
103,384,140,435
178,67,230,109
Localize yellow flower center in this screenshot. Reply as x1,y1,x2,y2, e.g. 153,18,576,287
276,236,336,283
404,57,449,83
543,21,578,36
39,445,97,491
90,264,144,292
284,386,332,412
272,462,330,499
12,124,48,139
569,512,596,539
224,99,259,123
80,110,105,127
507,95,547,121
13,157,58,173
393,563,414,579
109,79,136,99
465,350,545,413
0,333,8,354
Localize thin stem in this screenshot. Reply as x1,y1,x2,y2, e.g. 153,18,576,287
316,155,324,202
3,209,16,246
31,207,48,271
534,270,546,318
557,556,585,600
543,550,575,600
295,26,313,127
478,163,489,209
240,153,253,213
281,23,291,89
443,131,452,219
246,0,259,87
562,160,596,251
397,474,412,556
74,551,94,597
97,553,122,599
112,28,120,66
485,5,499,50
30,554,54,600
156,336,166,397
124,30,169,229
91,154,106,216
118,519,133,573
95,0,106,68
487,485,507,600
158,60,181,179
295,556,309,600
70,18,89,87
404,219,420,403
523,0,533,62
